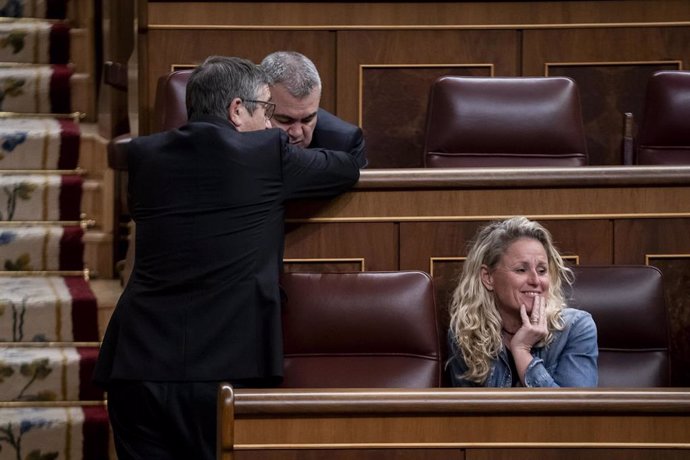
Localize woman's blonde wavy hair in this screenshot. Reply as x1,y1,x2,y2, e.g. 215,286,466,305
447,216,573,384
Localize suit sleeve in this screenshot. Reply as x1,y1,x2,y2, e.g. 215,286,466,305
281,133,360,200
312,109,368,169
348,127,368,169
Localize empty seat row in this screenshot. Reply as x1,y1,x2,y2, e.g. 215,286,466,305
110,69,690,170
280,266,670,389
423,71,690,167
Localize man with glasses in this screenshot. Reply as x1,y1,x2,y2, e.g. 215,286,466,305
261,51,368,168
94,56,360,460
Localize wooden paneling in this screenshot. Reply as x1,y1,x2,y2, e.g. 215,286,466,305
237,450,461,460
284,222,399,272
523,27,690,76
362,65,493,168
219,387,690,459
285,186,690,221
467,449,690,460
146,1,690,27
548,62,681,165
139,2,690,166
523,26,690,165
336,29,518,167
614,219,690,386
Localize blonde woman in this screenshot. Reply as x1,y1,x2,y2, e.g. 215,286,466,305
447,216,598,387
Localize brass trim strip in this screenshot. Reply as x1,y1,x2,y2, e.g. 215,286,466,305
60,346,68,401
64,404,73,460
46,274,63,341
0,169,87,175
546,60,683,75
429,256,466,278
0,220,93,227
563,255,580,265
41,117,50,169
0,269,90,280
41,213,50,268
0,62,75,68
170,63,196,72
0,401,105,408
0,111,85,121
284,258,366,271
286,212,690,224
41,174,49,221
234,442,690,450
34,64,42,116
0,18,63,25
147,21,690,31
646,254,690,265
0,342,101,347
32,18,40,67
355,165,690,187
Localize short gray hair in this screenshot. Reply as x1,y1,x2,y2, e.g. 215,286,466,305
186,56,270,119
260,51,322,99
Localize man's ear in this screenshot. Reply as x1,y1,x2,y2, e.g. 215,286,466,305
480,264,494,291
227,98,244,127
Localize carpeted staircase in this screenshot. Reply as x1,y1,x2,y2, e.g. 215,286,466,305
1,1,115,458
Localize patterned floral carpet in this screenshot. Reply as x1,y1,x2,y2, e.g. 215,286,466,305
1,1,111,458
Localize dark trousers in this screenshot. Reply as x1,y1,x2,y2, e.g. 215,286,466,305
107,381,218,460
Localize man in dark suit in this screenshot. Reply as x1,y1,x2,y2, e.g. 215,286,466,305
261,51,368,168
93,56,360,460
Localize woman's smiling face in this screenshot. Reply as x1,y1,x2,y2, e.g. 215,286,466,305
481,237,550,318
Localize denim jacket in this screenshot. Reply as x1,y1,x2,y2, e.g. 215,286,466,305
447,307,598,387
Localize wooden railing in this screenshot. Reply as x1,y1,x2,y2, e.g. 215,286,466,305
218,386,690,460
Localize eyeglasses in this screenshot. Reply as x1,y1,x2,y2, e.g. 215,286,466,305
243,99,276,120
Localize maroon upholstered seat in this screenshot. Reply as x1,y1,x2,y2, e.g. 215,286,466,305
423,76,588,167
152,68,192,132
636,70,690,165
279,271,443,388
569,265,670,387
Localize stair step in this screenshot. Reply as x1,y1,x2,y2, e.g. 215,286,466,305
0,64,72,113
0,64,94,120
0,225,85,271
0,276,98,342
0,116,80,170
0,20,70,65
0,404,110,459
0,345,102,401
0,173,82,221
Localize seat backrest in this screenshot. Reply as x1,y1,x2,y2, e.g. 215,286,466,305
568,265,670,387
279,271,443,388
636,70,690,165
152,68,192,132
423,76,588,167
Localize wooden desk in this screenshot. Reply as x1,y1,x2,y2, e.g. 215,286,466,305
284,166,690,387
218,386,690,460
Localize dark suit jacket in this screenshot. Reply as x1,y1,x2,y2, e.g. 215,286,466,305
94,115,359,385
311,108,367,168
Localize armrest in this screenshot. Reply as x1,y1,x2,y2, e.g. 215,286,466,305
108,134,131,171
103,61,128,91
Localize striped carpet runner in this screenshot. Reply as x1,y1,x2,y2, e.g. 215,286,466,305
1,1,111,458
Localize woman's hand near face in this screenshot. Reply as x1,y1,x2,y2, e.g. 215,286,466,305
508,295,548,385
